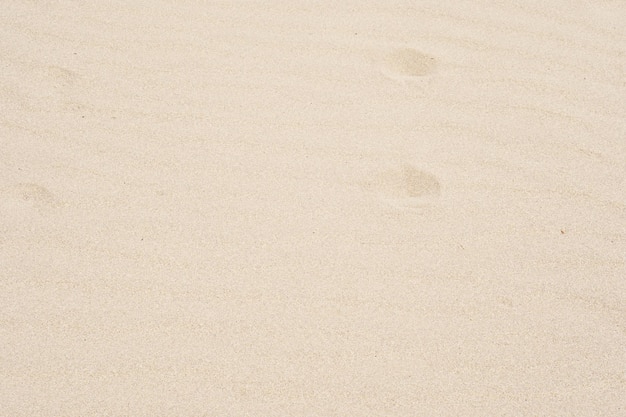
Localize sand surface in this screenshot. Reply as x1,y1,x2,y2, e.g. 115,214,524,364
1,1,625,416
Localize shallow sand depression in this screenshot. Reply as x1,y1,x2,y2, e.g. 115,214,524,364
384,48,438,77
1,1,625,416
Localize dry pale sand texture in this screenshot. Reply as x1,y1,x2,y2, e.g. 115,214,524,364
1,1,625,416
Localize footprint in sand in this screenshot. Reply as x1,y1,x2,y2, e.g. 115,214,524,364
360,164,441,210
0,183,62,212
384,48,437,77
46,65,80,87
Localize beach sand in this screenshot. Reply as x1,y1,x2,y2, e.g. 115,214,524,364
1,1,625,415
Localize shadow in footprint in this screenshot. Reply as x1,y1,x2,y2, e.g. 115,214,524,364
360,164,441,210
0,183,62,211
384,48,437,77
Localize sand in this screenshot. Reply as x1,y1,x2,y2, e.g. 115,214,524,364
1,1,625,415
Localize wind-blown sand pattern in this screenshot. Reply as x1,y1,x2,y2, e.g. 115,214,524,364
1,1,625,416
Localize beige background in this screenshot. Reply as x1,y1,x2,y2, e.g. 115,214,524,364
1,1,625,416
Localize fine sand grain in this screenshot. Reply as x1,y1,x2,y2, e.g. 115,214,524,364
1,1,625,416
